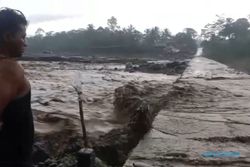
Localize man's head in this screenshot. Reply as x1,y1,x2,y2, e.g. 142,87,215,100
0,8,28,57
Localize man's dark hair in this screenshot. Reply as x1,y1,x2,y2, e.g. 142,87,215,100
0,7,27,44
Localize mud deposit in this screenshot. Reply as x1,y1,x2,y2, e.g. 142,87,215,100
20,61,179,166
125,57,250,167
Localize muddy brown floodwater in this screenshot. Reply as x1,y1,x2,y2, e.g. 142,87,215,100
23,56,250,167
20,61,179,166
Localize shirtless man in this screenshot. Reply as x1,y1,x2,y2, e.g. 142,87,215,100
0,8,34,167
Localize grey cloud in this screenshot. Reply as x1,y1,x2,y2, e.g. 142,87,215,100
27,14,81,24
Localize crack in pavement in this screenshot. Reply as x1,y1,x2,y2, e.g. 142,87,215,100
153,127,207,136
152,128,178,136
158,114,250,126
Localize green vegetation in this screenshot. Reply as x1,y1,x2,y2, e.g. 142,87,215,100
27,16,197,58
201,16,250,72
26,14,250,72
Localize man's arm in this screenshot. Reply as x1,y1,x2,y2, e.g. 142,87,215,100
0,60,22,119
0,80,17,113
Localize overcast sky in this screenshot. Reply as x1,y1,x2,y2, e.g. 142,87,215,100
1,0,250,35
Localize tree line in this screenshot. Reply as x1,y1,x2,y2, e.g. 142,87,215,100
27,16,198,57
201,16,250,72
27,15,250,72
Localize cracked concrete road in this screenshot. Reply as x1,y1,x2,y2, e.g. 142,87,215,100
124,57,250,167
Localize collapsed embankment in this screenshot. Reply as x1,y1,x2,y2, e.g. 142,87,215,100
33,80,186,167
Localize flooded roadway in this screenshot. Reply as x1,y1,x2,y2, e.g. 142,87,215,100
125,57,250,167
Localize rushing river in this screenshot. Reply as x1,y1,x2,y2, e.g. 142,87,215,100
21,61,178,138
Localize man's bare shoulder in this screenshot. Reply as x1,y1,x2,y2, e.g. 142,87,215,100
0,59,24,81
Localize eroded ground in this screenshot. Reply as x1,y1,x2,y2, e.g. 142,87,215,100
124,57,250,167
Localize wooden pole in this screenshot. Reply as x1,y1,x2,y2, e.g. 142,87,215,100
78,92,88,147
72,75,95,167
73,86,88,147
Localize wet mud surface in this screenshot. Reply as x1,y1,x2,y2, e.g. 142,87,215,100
125,57,250,167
